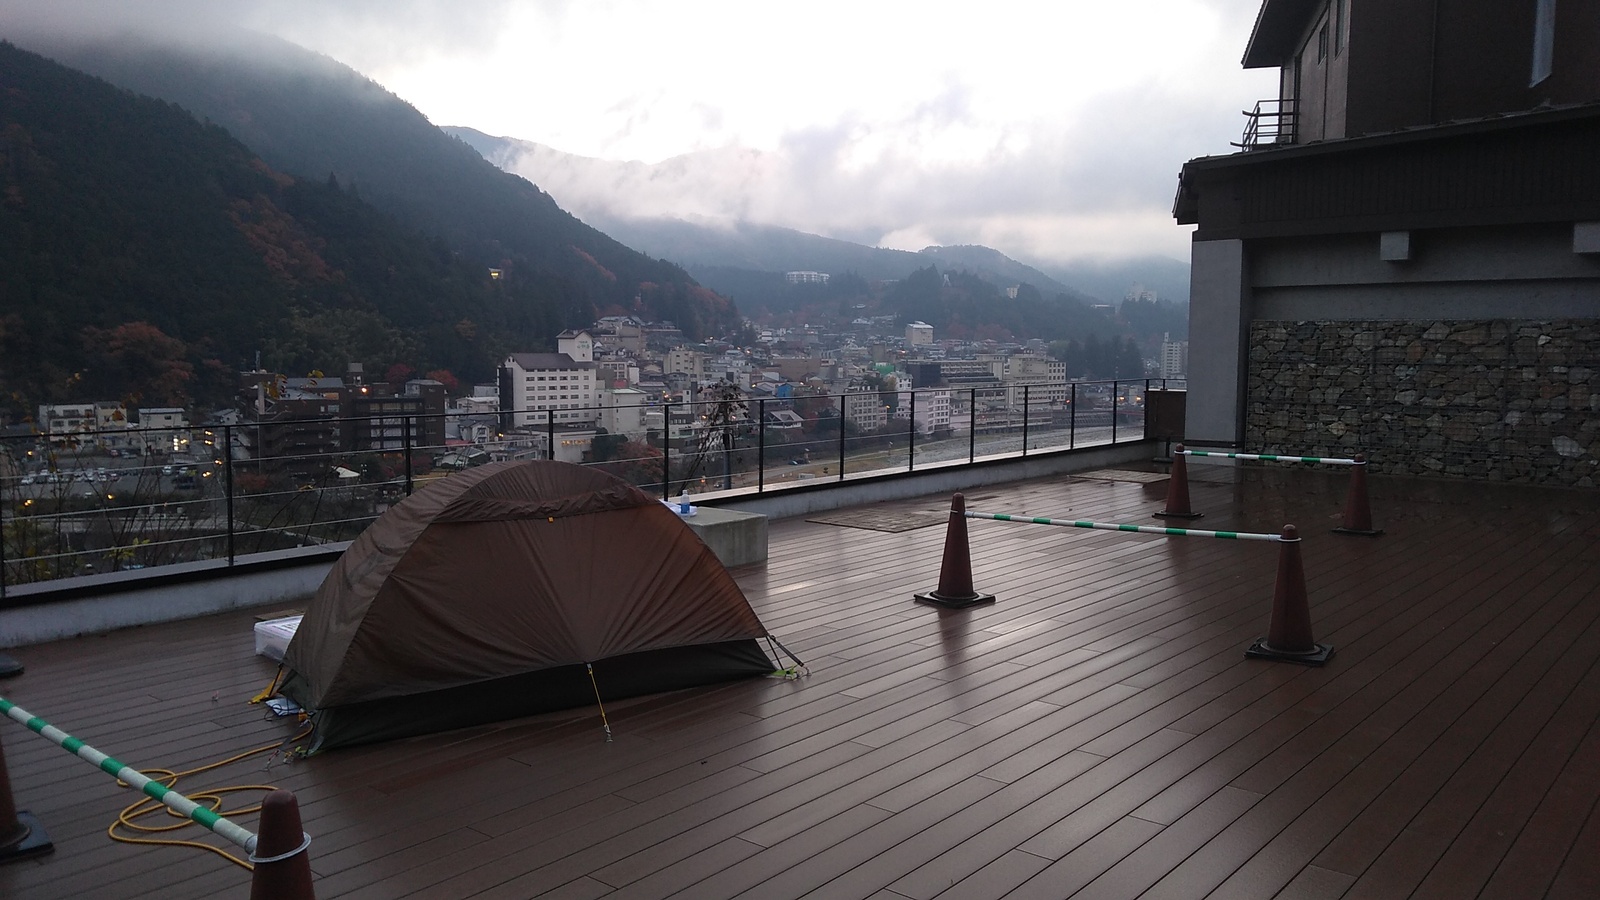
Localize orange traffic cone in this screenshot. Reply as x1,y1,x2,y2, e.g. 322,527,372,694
914,493,996,609
1333,455,1383,536
0,731,53,865
1246,525,1332,665
249,790,316,900
1154,444,1203,519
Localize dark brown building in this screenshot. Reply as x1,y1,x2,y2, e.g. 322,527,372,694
1175,0,1600,485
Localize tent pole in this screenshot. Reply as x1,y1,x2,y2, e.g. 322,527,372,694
585,663,613,742
765,635,808,675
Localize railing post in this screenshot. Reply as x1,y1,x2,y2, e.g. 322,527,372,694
0,455,8,599
837,393,846,480
757,398,766,492
1021,385,1030,455
403,416,414,496
968,387,977,462
546,409,555,464
1111,380,1119,444
1070,383,1077,448
661,402,671,500
908,390,916,471
224,424,236,565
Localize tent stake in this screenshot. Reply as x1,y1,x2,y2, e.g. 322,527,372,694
585,663,613,742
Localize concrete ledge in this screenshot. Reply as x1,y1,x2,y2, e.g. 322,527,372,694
1,547,338,648
684,507,768,568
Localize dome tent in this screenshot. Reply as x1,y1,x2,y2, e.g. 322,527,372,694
278,460,784,753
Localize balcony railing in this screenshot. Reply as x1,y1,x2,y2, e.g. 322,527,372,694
1234,98,1297,149
0,379,1168,596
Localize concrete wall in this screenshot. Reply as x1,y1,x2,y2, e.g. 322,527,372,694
1186,239,1249,446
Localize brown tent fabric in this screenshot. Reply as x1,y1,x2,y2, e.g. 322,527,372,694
279,460,775,751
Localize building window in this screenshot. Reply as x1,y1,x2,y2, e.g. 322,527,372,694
1531,0,1557,85
1334,0,1345,55
1317,23,1329,62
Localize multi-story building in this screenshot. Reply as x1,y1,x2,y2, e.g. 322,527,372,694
38,402,127,445
838,390,889,432
498,330,601,428
785,271,830,285
893,388,952,436
905,321,934,348
137,408,191,454
598,388,650,439
1005,354,1068,407
1159,334,1189,380
664,347,707,380
1175,0,1600,483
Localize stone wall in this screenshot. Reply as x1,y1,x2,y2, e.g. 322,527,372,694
1246,320,1600,486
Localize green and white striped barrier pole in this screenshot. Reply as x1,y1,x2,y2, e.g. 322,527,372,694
966,511,1285,542
0,696,259,855
1179,450,1360,466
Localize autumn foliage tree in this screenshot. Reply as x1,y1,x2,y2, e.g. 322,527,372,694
81,321,195,408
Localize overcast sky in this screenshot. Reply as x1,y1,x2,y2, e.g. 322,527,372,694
7,1,1277,265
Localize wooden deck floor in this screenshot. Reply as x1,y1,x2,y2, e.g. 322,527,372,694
3,465,1599,899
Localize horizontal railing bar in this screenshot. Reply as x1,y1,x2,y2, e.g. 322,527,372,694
968,511,1284,541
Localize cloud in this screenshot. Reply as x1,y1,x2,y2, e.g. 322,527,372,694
3,0,1277,264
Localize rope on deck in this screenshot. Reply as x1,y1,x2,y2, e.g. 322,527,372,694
0,696,259,855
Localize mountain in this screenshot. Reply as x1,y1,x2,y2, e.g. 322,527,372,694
0,40,625,417
23,32,740,344
447,126,1187,335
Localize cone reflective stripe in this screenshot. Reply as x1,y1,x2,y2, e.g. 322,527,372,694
1246,525,1333,665
249,790,316,900
1154,443,1202,519
0,729,53,865
914,493,995,609
1334,455,1383,536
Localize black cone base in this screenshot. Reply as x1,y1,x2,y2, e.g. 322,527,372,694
1332,526,1384,537
0,812,54,865
914,590,996,610
1153,511,1203,520
0,654,20,679
1245,638,1333,666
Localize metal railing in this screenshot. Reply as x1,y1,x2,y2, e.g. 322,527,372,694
1234,98,1297,149
0,379,1165,597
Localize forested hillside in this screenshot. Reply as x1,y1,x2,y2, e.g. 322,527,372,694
32,33,738,344
2,41,578,416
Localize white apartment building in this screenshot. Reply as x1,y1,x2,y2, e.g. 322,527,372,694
785,271,830,285
1160,333,1189,379
138,408,191,453
664,347,707,379
501,330,600,427
598,388,649,439
38,401,128,445
889,388,952,435
1005,354,1069,406
838,391,888,432
905,321,934,347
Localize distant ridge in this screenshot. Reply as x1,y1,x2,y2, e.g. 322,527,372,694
30,32,741,344
446,126,1188,306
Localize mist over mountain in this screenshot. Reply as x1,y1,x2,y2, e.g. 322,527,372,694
21,30,741,343
448,126,1189,309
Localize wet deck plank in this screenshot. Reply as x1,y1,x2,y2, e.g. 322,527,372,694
2,467,1598,898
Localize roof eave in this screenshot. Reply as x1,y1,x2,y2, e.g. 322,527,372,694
1241,0,1320,69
